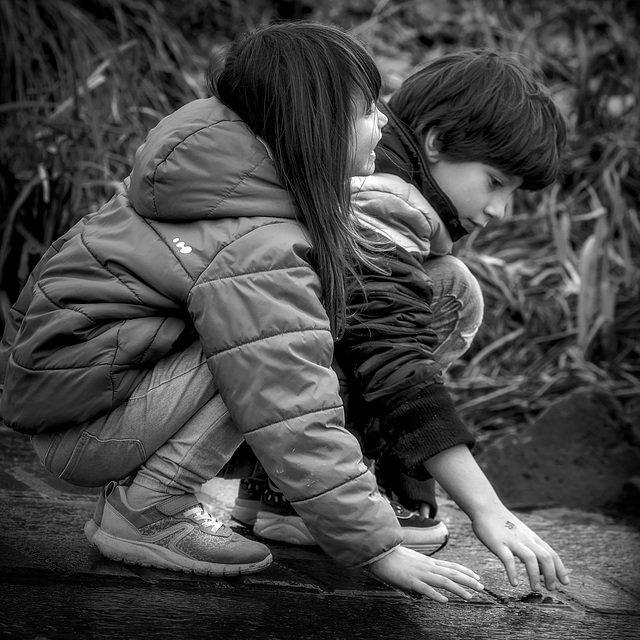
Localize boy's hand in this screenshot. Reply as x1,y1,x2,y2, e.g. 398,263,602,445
471,507,570,592
424,445,571,593
367,546,485,602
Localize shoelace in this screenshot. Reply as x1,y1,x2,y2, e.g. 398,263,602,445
184,505,225,533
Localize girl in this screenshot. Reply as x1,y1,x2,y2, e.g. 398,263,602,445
0,22,484,603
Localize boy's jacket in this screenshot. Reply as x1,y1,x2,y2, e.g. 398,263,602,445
0,97,402,567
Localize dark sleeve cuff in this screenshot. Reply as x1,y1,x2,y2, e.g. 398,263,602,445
380,382,475,472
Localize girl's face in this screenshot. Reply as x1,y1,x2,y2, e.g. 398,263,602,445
350,100,388,177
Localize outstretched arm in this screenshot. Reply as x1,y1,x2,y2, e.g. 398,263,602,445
425,445,570,592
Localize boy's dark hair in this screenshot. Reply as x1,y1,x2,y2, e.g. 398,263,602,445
388,49,567,190
208,21,383,338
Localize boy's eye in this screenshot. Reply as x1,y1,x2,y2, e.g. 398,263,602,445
490,176,503,188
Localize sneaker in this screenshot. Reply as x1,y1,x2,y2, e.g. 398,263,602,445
84,476,135,547
252,479,316,546
84,481,117,547
236,478,448,554
390,500,449,555
231,476,268,527
90,485,273,576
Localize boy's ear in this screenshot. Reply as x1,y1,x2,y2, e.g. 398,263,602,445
423,128,442,163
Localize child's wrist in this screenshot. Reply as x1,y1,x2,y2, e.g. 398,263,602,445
465,498,508,522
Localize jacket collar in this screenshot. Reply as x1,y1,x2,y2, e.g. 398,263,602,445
374,101,468,242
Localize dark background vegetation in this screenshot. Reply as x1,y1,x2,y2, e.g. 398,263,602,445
1,0,639,445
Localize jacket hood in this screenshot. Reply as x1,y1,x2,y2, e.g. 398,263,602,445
128,97,296,222
375,101,468,242
351,173,453,259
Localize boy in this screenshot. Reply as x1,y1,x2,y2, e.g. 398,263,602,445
237,49,569,593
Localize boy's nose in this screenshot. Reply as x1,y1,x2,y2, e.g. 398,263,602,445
484,198,507,221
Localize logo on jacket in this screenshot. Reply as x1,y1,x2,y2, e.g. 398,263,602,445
172,237,192,254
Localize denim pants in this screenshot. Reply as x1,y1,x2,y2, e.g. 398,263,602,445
31,255,483,494
31,340,244,493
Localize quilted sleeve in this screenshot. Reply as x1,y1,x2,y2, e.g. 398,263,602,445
189,221,402,567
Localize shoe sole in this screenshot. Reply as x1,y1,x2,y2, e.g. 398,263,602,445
253,513,317,546
400,521,449,556
92,529,273,576
84,519,99,548
403,532,449,556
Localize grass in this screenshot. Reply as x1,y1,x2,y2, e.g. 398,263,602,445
1,0,638,440
0,0,210,312
334,0,640,438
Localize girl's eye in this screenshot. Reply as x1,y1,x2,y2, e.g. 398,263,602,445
490,176,503,188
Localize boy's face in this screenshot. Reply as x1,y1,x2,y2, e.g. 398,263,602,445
429,159,522,233
424,130,522,233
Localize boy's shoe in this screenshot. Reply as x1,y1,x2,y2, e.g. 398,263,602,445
231,476,315,545
90,485,272,576
390,500,449,555
253,479,316,546
233,478,448,554
231,476,268,527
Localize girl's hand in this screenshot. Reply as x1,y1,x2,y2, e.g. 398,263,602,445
471,507,570,592
367,546,485,602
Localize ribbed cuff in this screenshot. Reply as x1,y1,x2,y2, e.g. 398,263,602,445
380,383,475,471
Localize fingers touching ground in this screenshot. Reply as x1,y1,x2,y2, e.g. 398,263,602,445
496,540,570,592
410,558,485,602
367,547,484,603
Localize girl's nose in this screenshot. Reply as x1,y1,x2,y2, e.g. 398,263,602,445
377,107,388,130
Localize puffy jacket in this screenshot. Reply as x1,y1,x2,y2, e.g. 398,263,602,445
0,97,402,567
351,173,453,260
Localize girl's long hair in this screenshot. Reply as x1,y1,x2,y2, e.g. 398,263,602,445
209,22,385,339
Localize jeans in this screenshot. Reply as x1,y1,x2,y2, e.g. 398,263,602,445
31,255,482,494
31,341,244,493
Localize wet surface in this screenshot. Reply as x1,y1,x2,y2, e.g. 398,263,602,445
1,426,640,639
